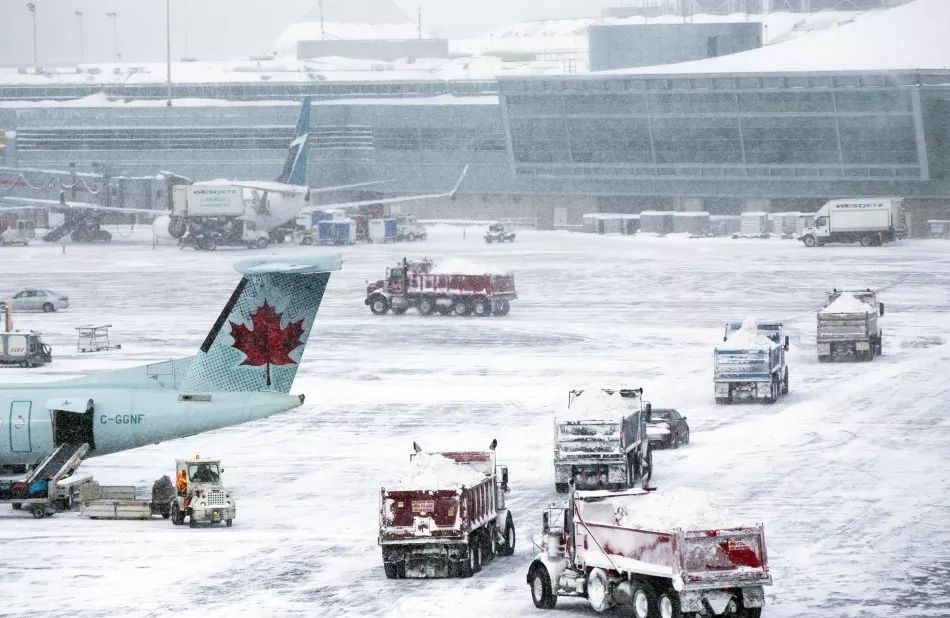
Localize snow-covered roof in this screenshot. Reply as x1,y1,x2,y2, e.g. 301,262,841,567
604,0,949,75
820,293,871,315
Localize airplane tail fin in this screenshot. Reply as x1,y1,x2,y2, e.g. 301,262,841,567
275,97,311,186
179,254,342,394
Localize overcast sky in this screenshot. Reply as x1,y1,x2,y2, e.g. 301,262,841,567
0,0,615,66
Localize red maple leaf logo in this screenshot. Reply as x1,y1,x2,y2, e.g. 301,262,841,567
230,302,304,386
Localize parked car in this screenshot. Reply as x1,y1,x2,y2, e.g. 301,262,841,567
646,407,690,448
9,289,69,312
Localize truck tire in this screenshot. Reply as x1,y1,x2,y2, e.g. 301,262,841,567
460,538,481,577
876,332,883,356
497,514,516,556
860,235,873,247
226,519,232,527
436,297,453,316
383,562,404,579
782,368,789,395
632,580,659,618
555,482,569,494
658,589,684,618
391,307,408,316
587,568,612,612
418,297,435,316
171,501,184,525
803,235,817,247
492,299,511,316
30,505,46,519
255,237,269,250
369,296,390,315
528,563,557,609
452,298,473,316
472,298,491,317
715,397,730,405
764,380,778,404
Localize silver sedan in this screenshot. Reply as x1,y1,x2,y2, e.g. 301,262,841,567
8,289,70,312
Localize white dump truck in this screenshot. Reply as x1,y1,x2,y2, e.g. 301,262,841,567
799,198,905,247
817,289,884,362
527,488,772,617
714,320,789,405
553,388,651,494
170,458,236,527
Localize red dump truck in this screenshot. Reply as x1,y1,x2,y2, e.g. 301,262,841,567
527,488,771,617
379,442,515,578
365,258,516,317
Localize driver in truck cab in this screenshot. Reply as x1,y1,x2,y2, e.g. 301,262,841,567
190,463,219,483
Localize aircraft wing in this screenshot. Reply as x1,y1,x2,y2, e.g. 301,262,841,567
308,179,394,194
313,165,469,211
0,196,166,217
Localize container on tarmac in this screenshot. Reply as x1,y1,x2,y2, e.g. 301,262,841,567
526,488,772,617
317,219,356,245
817,290,884,362
365,258,516,317
714,320,789,404
736,212,769,239
800,198,905,247
379,441,515,579
369,218,398,243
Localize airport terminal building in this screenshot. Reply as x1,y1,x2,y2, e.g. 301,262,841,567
0,0,947,232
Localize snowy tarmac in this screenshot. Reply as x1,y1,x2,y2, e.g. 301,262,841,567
1,226,948,617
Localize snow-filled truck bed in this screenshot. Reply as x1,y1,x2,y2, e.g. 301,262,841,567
817,290,884,362
379,446,515,579
527,488,772,616
366,259,517,317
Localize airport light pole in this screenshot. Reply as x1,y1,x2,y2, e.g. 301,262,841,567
74,11,84,64
166,0,172,106
26,3,37,65
107,12,119,62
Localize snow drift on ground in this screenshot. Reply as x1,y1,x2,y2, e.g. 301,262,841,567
392,453,486,490
820,293,871,315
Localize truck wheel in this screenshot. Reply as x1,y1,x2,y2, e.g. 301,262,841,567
492,299,511,316
497,514,516,556
803,235,817,247
461,539,481,577
42,302,55,313
170,502,183,525
715,397,730,405
189,516,197,528
436,297,453,315
641,447,653,486
528,564,557,609
391,307,408,316
587,568,612,612
226,519,232,527
383,562,403,579
658,589,683,618
418,297,435,316
554,482,569,494
764,380,778,404
472,298,491,317
255,238,269,249
369,296,390,315
11,503,21,510
452,299,472,316
742,608,762,618
782,368,789,395
30,505,46,519
632,580,659,618
859,235,873,247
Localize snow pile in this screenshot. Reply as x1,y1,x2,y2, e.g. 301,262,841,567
391,453,487,490
430,258,507,276
614,488,734,531
566,388,635,419
821,293,871,315
723,318,776,349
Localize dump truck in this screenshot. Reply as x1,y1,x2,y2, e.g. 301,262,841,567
714,320,789,404
526,488,772,617
553,388,651,494
800,198,905,247
169,457,236,527
817,289,884,362
365,258,517,317
379,441,515,579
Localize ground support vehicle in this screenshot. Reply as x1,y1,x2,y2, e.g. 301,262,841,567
0,442,89,518
396,215,427,241
715,321,789,405
169,458,235,528
485,221,516,243
365,259,517,317
800,198,905,247
0,331,52,367
369,218,398,243
317,219,356,245
526,489,772,617
179,218,272,251
645,407,690,449
379,442,514,579
554,388,651,494
0,220,35,245
817,290,884,362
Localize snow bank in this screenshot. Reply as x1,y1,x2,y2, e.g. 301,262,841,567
430,258,507,276
723,318,776,349
821,293,871,315
566,388,636,419
391,453,486,490
613,488,734,531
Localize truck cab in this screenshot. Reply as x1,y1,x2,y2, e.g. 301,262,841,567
170,458,235,528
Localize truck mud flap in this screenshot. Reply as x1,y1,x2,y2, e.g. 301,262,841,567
384,544,467,579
